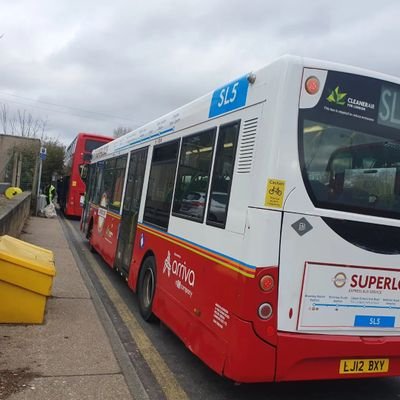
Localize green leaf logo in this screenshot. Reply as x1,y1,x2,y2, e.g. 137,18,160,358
327,86,347,105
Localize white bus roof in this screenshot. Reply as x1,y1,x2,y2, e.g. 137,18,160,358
92,55,400,162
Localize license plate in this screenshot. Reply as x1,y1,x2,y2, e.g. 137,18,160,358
339,358,389,374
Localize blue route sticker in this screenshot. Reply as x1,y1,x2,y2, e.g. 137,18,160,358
354,315,395,328
209,75,249,118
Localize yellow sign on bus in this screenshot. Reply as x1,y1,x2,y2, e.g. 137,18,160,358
265,178,286,208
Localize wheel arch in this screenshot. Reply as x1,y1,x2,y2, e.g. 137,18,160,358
130,249,156,292
136,251,158,322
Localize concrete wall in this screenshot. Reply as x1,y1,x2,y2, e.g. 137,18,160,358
0,192,31,237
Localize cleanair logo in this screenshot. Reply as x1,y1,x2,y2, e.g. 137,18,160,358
326,86,375,111
327,86,347,106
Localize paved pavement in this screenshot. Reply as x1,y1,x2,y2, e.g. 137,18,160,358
0,216,133,399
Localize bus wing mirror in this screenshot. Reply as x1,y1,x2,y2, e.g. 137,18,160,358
83,153,92,161
80,164,89,182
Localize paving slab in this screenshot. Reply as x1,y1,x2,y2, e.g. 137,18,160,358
47,248,90,299
8,374,132,400
0,298,121,376
0,216,134,399
20,217,67,250
20,218,90,299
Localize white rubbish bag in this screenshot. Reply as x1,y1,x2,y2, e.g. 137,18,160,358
43,203,57,218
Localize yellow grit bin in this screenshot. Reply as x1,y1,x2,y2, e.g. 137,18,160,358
0,235,56,324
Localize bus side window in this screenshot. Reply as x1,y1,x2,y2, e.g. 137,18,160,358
143,140,180,230
172,128,216,222
93,162,105,205
206,120,240,227
101,158,116,208
109,155,127,211
86,164,96,202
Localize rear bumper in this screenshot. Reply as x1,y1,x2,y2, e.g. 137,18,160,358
276,332,400,381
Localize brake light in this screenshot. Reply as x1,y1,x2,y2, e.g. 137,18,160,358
258,303,273,320
305,76,320,95
191,201,204,207
259,275,274,292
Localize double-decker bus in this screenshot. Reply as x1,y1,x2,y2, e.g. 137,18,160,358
59,132,113,217
82,56,400,382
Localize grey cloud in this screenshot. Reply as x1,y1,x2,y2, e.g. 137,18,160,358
1,0,400,146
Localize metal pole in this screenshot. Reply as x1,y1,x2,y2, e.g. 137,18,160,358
36,157,43,215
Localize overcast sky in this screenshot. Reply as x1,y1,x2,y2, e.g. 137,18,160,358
1,0,399,146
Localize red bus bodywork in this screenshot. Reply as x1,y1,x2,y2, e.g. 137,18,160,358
60,133,113,218
86,209,400,382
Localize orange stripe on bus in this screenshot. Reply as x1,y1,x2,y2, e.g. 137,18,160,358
139,224,256,278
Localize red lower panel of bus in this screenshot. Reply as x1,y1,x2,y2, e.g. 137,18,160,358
276,332,400,381
155,287,277,383
64,202,82,218
89,207,120,268
223,315,277,382
128,224,400,383
155,287,228,375
64,192,83,218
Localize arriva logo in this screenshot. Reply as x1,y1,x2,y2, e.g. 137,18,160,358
163,251,172,277
327,86,347,106
163,251,196,287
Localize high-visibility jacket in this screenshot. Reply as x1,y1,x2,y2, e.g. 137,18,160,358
48,184,56,202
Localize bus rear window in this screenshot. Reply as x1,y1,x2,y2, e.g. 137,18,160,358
301,119,400,218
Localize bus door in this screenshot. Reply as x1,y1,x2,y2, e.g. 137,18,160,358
114,148,148,275
81,164,95,234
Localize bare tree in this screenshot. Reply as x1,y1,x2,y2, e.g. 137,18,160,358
18,110,26,136
113,126,132,138
0,104,8,134
0,103,48,138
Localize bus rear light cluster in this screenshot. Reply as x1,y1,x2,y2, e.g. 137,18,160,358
259,274,274,292
258,302,273,320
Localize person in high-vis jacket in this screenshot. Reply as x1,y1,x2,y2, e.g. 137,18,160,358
45,183,56,205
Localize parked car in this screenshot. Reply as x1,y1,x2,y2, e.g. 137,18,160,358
208,192,228,223
180,191,206,218
179,191,227,222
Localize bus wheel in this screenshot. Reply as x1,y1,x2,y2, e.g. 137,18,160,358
138,256,157,322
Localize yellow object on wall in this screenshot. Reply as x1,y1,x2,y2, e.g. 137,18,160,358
4,187,22,199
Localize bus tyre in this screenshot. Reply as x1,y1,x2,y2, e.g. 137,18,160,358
138,256,157,322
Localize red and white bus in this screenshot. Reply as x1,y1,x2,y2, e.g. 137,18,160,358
60,132,113,217
82,56,400,382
